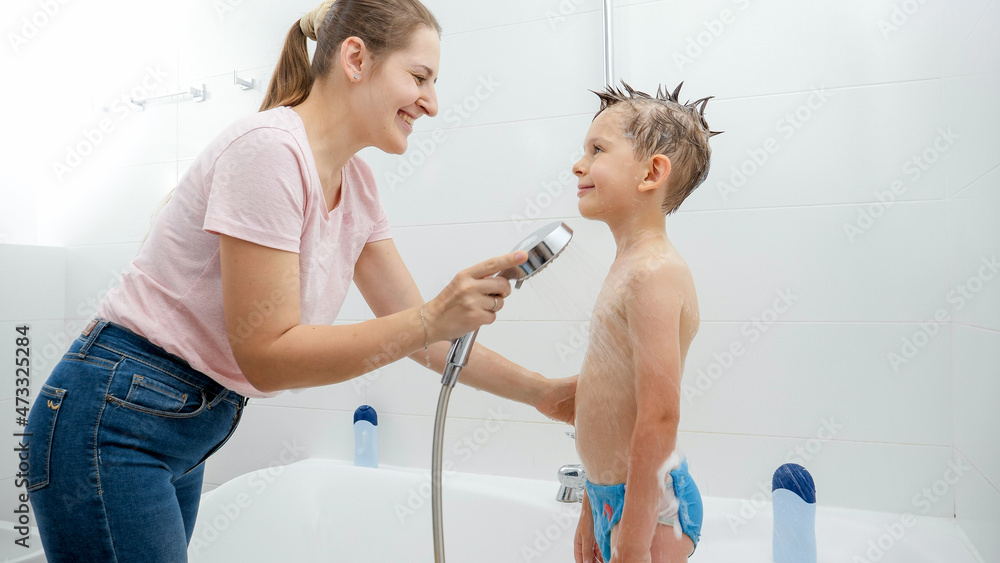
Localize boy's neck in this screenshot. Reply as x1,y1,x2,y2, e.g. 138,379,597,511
606,211,669,257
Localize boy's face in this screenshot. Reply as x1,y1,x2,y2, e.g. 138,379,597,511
572,108,649,221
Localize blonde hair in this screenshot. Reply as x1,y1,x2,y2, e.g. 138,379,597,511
260,0,441,111
594,81,722,215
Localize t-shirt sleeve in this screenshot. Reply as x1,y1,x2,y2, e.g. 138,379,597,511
203,127,307,253
348,155,392,244
369,204,392,243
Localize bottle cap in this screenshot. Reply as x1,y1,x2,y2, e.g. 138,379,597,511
354,405,377,426
772,463,816,503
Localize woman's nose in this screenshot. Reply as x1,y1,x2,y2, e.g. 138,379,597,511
419,86,438,118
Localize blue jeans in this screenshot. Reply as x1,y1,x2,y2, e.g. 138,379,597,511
25,319,247,562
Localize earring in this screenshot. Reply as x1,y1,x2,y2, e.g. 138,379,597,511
354,74,359,79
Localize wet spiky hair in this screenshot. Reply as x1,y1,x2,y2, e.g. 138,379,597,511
593,81,722,215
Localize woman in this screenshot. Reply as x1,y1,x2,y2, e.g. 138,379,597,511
25,1,576,560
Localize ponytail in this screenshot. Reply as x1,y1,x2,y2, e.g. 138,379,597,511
259,22,314,111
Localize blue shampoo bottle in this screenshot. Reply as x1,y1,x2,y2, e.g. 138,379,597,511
772,463,816,563
354,405,378,468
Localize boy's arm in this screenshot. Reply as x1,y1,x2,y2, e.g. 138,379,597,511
613,261,684,561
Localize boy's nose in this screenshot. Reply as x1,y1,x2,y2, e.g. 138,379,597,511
572,158,586,176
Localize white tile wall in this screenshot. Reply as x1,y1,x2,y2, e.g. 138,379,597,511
954,326,1000,492
615,0,988,99
955,452,1000,563
176,0,311,86
679,430,956,516
943,72,1000,195
680,321,952,446
38,162,177,247
947,194,1000,332
362,115,593,227
4,3,999,552
680,81,951,212
671,203,951,323
0,246,65,322
426,0,603,35
945,1,1000,77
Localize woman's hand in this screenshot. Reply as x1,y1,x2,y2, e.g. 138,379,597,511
423,251,527,342
575,494,603,563
534,375,577,424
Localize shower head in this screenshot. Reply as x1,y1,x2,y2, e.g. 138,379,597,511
441,221,574,389
500,222,574,289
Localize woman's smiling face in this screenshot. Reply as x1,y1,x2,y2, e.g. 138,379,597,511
362,25,440,155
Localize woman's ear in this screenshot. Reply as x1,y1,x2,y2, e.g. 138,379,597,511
637,154,671,193
340,36,367,80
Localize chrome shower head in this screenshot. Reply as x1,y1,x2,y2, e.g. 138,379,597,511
500,222,574,289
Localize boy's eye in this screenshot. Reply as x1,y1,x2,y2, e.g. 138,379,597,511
593,144,604,154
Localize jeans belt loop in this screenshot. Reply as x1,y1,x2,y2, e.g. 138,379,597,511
78,318,107,356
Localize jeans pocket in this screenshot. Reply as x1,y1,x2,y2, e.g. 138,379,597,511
106,360,207,419
25,385,67,492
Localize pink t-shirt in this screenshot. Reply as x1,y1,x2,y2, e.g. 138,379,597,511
98,106,391,398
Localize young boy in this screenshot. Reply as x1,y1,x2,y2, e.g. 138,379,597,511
571,82,720,563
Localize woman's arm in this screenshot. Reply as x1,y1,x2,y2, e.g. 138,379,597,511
611,262,685,562
219,234,522,393
353,239,576,423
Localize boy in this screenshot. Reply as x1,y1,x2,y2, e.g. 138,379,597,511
572,82,720,563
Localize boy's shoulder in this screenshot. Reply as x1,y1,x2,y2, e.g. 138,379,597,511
619,246,692,289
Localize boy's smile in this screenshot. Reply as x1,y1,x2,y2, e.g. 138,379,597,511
572,108,649,221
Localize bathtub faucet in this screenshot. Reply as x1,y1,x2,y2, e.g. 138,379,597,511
556,464,586,503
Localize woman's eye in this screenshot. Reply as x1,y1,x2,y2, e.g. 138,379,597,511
414,75,426,85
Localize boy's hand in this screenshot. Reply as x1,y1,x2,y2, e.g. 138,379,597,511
575,494,603,563
534,375,577,424
609,550,650,563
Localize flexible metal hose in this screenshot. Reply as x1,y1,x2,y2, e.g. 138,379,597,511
431,383,453,562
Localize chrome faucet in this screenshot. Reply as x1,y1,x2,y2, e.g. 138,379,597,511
556,464,586,503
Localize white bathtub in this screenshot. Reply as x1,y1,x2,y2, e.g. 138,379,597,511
0,521,45,562
189,459,983,562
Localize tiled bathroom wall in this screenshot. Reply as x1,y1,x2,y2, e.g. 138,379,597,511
1,0,997,558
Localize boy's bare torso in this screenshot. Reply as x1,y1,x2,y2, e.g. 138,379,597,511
575,239,699,485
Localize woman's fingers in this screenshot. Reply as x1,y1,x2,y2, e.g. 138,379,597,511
465,250,527,280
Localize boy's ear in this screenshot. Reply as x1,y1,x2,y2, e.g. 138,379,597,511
637,154,671,193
